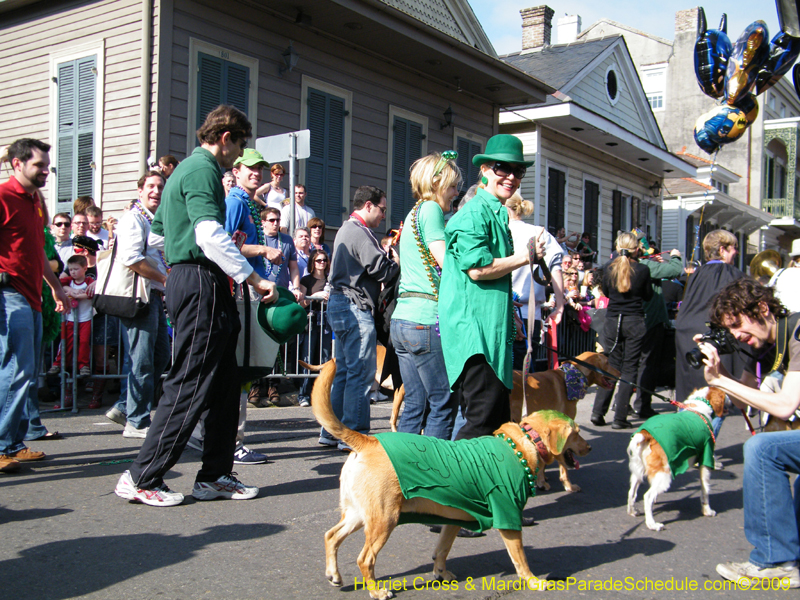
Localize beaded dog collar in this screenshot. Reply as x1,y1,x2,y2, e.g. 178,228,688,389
496,425,546,496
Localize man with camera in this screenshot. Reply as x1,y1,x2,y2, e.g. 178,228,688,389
696,278,799,588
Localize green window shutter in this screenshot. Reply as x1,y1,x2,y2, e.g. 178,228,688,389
547,168,565,236
612,189,623,247
224,62,249,114
196,52,250,135
583,180,599,250
56,56,96,204
390,116,422,228
306,88,345,227
456,137,481,190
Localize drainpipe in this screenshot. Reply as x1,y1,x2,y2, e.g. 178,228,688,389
138,0,154,173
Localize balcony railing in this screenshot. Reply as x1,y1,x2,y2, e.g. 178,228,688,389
762,197,800,220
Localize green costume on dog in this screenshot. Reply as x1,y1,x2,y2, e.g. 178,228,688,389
374,433,531,532
636,411,715,476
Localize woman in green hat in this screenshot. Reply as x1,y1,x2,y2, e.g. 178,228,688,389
439,134,543,439
390,151,461,439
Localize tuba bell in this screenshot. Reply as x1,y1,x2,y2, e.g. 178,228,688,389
749,249,783,280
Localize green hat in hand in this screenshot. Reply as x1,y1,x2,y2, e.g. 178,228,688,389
256,286,307,344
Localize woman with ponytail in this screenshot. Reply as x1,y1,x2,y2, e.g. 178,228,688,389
591,231,653,428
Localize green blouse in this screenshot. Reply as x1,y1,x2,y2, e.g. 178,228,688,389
439,188,514,389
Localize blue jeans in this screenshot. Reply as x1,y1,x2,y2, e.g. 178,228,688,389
390,319,455,440
320,294,375,443
0,289,43,454
114,295,170,429
743,430,800,567
299,312,332,402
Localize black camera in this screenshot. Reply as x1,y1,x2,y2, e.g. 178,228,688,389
686,326,739,369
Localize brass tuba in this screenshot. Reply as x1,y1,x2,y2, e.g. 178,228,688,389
749,249,783,280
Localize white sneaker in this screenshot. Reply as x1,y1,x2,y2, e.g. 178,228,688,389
716,560,799,589
122,423,149,439
186,436,203,452
105,407,127,427
192,473,258,501
114,471,184,507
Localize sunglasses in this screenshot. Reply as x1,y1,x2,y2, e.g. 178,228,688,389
265,218,280,223
314,259,328,264
491,162,526,180
371,203,386,215
310,225,322,229
54,222,70,227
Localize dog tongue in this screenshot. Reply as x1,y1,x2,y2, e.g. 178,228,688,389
573,457,580,469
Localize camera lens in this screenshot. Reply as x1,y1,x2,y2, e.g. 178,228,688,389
686,348,705,370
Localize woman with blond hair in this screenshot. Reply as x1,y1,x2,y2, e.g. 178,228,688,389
591,231,653,428
390,151,461,439
506,192,564,372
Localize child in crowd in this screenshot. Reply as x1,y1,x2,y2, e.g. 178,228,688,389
49,255,95,382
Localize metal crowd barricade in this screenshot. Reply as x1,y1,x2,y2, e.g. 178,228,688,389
532,307,598,371
268,293,331,383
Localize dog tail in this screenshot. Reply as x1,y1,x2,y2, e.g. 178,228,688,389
310,359,371,452
298,360,325,372
628,432,646,458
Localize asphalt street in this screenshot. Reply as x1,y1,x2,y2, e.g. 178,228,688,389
0,388,790,600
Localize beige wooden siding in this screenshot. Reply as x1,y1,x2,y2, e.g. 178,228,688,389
168,0,494,209
569,56,648,140
0,0,152,214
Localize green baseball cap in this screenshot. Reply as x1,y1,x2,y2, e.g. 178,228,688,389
234,148,268,168
256,286,308,344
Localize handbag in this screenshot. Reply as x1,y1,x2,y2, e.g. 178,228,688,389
92,235,152,319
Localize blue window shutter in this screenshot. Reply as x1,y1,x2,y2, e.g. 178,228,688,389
390,117,422,228
547,168,565,236
306,88,345,227
56,56,95,203
456,137,481,190
57,61,76,204
224,62,249,114
197,52,223,130
583,180,599,250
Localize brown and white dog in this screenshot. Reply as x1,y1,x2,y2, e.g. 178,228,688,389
310,359,590,598
627,386,727,531
509,352,617,492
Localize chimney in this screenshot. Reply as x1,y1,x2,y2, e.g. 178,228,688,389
557,14,581,44
675,7,700,36
521,6,555,51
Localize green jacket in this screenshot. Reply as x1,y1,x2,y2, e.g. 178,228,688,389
643,256,682,331
151,147,225,267
440,188,514,389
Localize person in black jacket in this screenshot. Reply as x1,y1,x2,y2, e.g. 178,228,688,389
591,231,652,429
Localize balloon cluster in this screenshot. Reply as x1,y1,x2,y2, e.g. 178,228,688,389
693,7,800,154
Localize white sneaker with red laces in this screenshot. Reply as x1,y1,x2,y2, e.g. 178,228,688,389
192,473,258,500
114,470,184,507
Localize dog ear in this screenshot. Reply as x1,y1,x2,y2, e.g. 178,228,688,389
707,387,727,417
543,422,568,455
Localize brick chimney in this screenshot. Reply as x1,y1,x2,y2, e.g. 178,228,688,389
521,6,555,51
675,7,700,36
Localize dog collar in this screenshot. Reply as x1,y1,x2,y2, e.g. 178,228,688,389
496,429,540,496
560,363,588,402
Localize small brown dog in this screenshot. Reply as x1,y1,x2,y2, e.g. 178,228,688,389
627,386,727,531
509,352,617,492
311,359,590,598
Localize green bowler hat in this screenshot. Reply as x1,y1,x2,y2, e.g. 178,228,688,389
471,134,533,167
256,286,308,344
234,148,269,168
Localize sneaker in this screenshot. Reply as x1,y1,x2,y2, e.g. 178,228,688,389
338,442,353,453
84,379,94,392
716,560,799,589
192,473,258,501
233,444,268,465
185,436,203,453
78,366,92,378
123,423,149,439
298,398,311,407
9,447,46,462
318,436,338,447
0,455,22,473
105,407,127,426
114,470,184,507
47,364,61,376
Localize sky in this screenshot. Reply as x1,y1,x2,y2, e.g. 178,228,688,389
467,1,783,56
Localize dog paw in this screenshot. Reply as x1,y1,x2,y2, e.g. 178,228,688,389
703,507,717,517
326,572,343,587
564,483,581,493
433,569,457,582
646,522,664,531
627,507,638,517
370,589,395,600
535,480,551,491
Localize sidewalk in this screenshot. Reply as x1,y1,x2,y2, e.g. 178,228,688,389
0,391,784,599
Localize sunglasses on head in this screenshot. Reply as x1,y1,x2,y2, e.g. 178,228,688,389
491,162,526,180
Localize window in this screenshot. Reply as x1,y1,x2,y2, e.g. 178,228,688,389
764,154,775,198
547,167,566,236
605,66,619,105
641,64,667,113
583,179,599,253
781,103,787,118
389,114,424,227
710,178,729,194
455,134,483,198
647,95,663,110
187,40,258,155
55,56,97,206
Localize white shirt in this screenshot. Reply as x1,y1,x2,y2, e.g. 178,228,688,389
509,220,563,320
115,206,167,292
770,268,800,312
265,187,286,210
88,228,110,250
280,202,316,231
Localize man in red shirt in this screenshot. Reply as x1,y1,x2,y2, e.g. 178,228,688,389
0,138,69,473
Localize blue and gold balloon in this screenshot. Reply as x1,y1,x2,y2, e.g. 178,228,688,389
725,21,770,105
694,101,755,154
755,31,800,96
694,8,732,99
